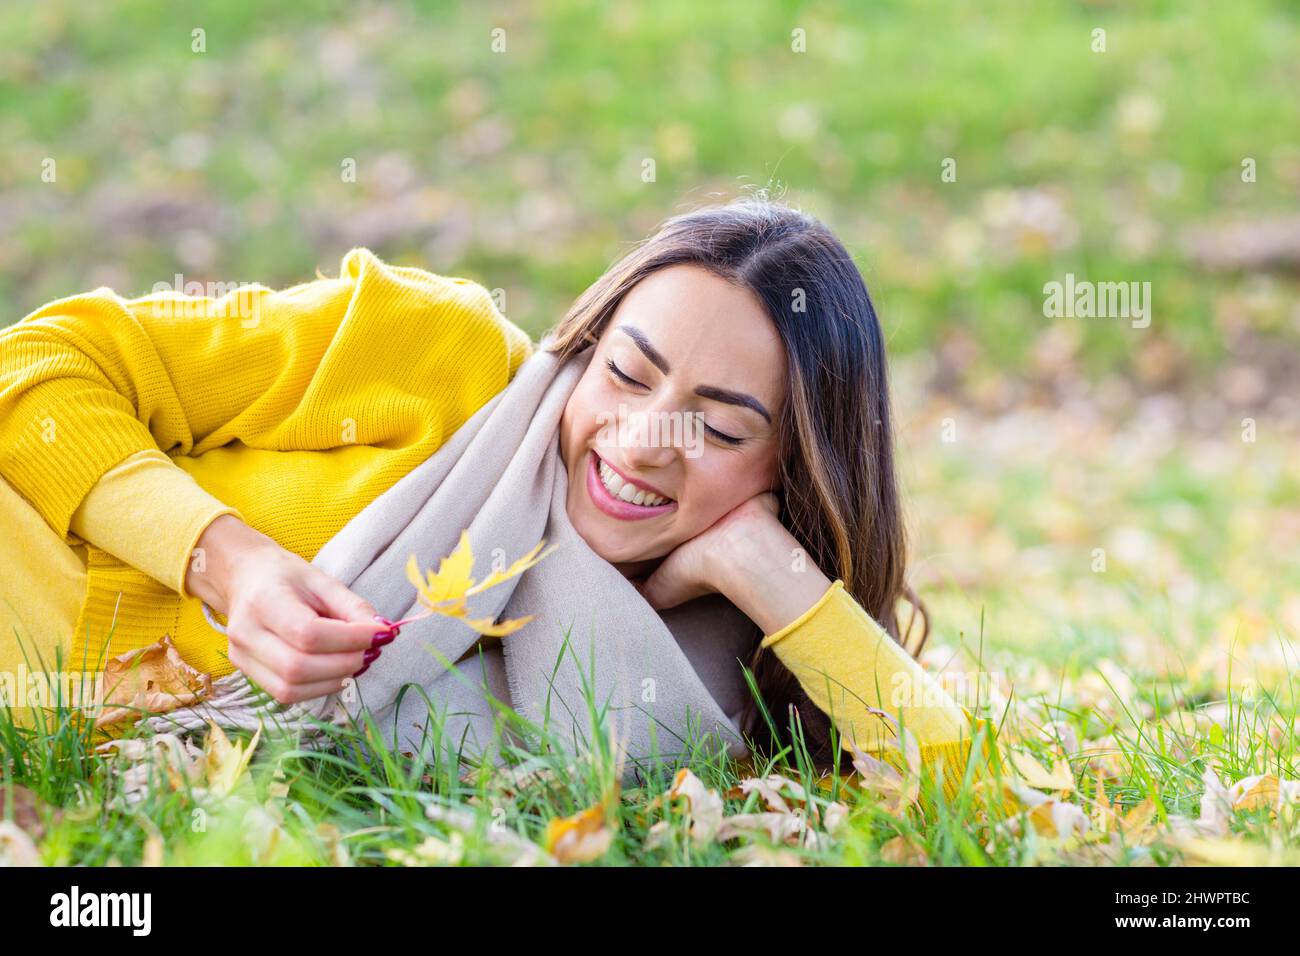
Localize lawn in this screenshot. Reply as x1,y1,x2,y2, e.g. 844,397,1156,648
2,0,1299,866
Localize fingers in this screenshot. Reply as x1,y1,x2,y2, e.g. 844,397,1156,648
308,572,379,624
263,598,380,654
638,569,684,611
227,625,368,703
220,555,392,703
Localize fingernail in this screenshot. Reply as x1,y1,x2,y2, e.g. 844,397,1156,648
363,648,381,665
371,630,396,648
353,663,370,677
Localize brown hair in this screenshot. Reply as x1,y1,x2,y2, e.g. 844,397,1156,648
544,197,927,773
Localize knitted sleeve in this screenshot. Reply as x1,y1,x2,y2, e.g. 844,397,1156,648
0,248,532,540
68,449,243,598
760,579,978,802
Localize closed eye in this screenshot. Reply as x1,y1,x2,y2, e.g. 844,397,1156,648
705,424,745,445
607,357,748,446
605,358,646,389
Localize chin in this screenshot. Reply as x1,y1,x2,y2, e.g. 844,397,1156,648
573,514,652,563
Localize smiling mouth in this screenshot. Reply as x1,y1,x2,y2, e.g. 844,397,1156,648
586,450,677,520
596,456,674,506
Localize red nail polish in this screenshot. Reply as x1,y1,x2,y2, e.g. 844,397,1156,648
362,648,380,665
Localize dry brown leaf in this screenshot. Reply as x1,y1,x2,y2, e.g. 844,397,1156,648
1008,751,1075,792
1090,769,1117,833
94,635,213,730
0,822,41,866
1117,797,1159,845
543,804,614,863
0,784,51,841
424,803,552,866
1027,799,1091,840
880,834,929,865
95,733,207,808
668,768,724,845
1198,765,1233,837
716,812,806,845
725,774,807,814
729,844,805,866
645,768,725,848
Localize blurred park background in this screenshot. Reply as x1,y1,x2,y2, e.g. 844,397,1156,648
2,0,1298,698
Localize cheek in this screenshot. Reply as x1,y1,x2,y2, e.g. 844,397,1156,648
681,455,773,521
562,379,604,448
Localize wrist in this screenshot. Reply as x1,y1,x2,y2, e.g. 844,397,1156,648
710,518,833,635
185,513,277,614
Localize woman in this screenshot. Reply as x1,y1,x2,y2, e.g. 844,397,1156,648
0,199,972,785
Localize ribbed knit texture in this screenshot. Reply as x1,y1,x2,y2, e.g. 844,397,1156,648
0,248,533,675
762,578,980,804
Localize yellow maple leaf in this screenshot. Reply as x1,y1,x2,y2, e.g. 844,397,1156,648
403,531,557,637
204,721,262,797
1008,750,1075,792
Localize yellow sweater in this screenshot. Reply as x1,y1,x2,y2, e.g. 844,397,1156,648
0,248,533,674
0,248,976,797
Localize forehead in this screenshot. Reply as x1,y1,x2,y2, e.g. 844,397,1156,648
605,264,787,407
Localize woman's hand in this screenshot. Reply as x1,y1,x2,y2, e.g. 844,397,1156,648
637,491,832,636
185,514,388,703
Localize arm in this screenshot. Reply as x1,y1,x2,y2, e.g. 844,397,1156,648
639,493,976,800
69,449,242,598
3,248,532,700
0,247,532,538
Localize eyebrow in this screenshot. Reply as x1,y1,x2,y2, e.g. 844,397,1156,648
617,325,671,374
616,324,773,424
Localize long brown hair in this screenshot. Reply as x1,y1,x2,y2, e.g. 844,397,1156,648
544,198,927,773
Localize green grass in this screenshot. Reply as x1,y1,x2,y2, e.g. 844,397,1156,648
3,0,1299,866
4,396,1298,867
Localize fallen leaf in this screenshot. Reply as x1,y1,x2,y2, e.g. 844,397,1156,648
95,733,207,809
204,721,262,797
544,804,614,863
646,768,724,847
1008,751,1075,792
0,822,41,866
729,844,805,866
1198,764,1233,837
0,784,50,840
387,832,466,866
94,635,213,730
880,834,929,865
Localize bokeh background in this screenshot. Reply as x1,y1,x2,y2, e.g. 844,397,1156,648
2,0,1298,698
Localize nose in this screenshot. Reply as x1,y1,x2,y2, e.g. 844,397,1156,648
612,393,683,470
621,438,676,470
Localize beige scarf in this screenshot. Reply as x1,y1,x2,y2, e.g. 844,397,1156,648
143,340,760,778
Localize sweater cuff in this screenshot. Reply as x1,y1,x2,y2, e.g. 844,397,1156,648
759,578,845,649
68,449,243,597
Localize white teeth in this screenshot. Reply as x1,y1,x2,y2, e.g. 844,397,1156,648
599,462,624,494
597,458,671,507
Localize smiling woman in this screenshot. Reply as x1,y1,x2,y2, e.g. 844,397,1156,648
0,198,976,793
547,200,976,779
